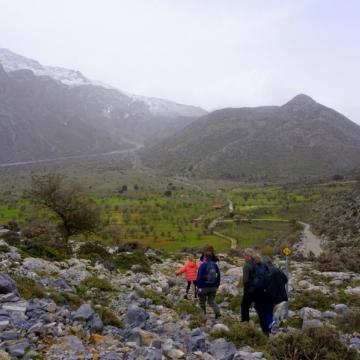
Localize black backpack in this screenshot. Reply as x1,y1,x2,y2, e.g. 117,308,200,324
204,261,218,285
265,266,288,304
251,262,269,290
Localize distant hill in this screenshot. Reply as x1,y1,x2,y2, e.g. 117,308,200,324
0,49,206,164
142,95,360,182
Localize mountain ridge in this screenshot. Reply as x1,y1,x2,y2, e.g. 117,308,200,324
141,95,360,182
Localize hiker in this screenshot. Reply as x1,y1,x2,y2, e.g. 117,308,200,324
241,248,270,335
199,251,219,263
175,256,199,299
197,246,221,318
262,256,288,330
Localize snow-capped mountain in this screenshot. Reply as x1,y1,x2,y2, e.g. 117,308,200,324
0,48,207,164
0,48,92,86
0,48,206,118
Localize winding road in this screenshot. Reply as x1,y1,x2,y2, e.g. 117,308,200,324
208,215,323,255
0,138,144,168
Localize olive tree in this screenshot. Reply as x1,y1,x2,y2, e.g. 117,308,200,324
29,172,102,243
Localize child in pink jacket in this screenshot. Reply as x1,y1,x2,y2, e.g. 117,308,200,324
175,256,199,299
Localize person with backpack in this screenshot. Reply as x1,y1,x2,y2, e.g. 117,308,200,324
241,248,269,334
262,256,288,331
175,256,199,299
197,246,221,318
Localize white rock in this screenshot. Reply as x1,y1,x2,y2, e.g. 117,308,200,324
299,307,322,320
213,323,230,332
345,286,360,296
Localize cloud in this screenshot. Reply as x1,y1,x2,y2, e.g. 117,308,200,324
0,0,359,122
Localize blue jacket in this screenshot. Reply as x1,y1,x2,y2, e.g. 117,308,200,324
197,259,221,289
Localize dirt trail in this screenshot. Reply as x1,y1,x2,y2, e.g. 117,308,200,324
0,138,144,168
298,221,322,257
208,217,237,250
208,215,322,255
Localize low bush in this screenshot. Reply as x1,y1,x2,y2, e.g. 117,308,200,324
20,224,70,261
6,219,19,231
78,241,110,265
175,300,202,316
316,248,360,273
266,325,359,360
189,313,206,329
336,290,360,307
18,242,68,261
291,290,333,311
97,307,123,328
138,290,173,308
0,243,10,252
49,291,83,310
228,295,243,312
335,308,360,333
0,231,20,246
14,276,46,299
82,276,113,292
210,320,267,348
113,252,152,274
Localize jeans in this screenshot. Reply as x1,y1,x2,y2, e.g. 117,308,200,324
198,287,220,316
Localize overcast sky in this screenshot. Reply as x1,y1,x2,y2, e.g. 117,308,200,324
0,0,359,122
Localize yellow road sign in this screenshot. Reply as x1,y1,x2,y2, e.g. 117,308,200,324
282,247,292,256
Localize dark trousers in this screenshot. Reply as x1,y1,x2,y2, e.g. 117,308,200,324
198,287,220,316
242,289,270,335
241,290,255,322
186,280,197,296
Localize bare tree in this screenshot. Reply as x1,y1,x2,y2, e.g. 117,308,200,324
29,172,101,243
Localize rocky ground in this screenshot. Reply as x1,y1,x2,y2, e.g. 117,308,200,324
0,231,359,359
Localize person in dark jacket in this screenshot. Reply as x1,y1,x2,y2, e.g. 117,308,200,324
262,256,288,331
241,248,258,322
197,246,221,318
241,249,271,334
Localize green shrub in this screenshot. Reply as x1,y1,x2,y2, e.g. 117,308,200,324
228,295,243,312
336,290,360,307
335,308,360,333
114,252,152,274
291,290,333,311
138,290,172,308
0,244,10,252
14,276,46,299
189,313,206,329
20,224,70,261
18,242,68,261
78,241,110,264
317,248,360,273
49,291,83,310
175,300,202,316
97,307,123,328
82,276,113,292
0,231,20,246
210,321,267,348
266,326,359,360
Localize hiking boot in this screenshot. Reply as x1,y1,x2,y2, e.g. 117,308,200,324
183,294,189,300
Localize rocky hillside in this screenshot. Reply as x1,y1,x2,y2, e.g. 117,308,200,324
312,187,360,247
0,229,359,359
0,49,206,164
142,95,360,182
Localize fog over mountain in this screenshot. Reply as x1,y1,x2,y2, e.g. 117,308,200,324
0,49,206,164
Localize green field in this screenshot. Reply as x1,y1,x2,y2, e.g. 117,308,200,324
0,162,355,252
